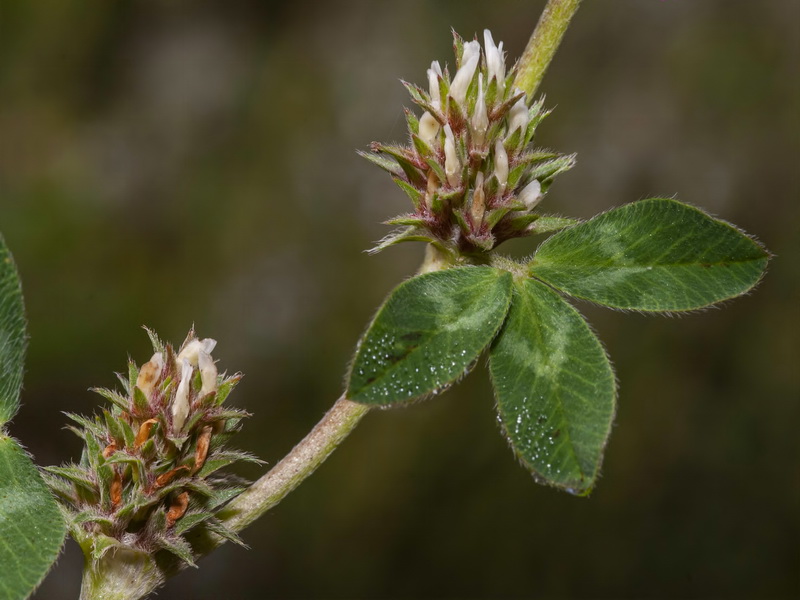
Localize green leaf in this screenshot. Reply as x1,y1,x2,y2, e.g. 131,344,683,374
0,235,26,425
0,437,66,600
347,266,513,405
489,279,615,495
529,198,769,311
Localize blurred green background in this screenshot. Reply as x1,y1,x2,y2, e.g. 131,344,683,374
1,0,797,598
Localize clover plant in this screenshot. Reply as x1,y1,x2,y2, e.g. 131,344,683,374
0,1,770,598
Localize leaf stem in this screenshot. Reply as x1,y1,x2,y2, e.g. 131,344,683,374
513,0,583,98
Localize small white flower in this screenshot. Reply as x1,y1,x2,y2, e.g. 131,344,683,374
450,41,480,105
518,179,543,210
471,74,488,147
178,338,217,367
507,95,529,137
494,140,509,191
419,111,440,146
484,30,506,94
172,359,193,433
443,124,461,187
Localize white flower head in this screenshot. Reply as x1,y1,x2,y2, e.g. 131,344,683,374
484,30,506,94
443,124,461,187
519,179,543,210
494,140,509,191
419,111,440,146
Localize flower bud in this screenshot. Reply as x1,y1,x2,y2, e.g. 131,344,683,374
494,140,509,191
519,179,543,210
471,74,488,147
444,124,461,187
419,111,440,146
172,358,193,433
484,30,505,94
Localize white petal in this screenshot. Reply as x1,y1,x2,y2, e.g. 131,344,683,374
427,67,440,105
172,359,193,433
419,111,440,146
444,124,461,187
484,30,506,93
178,338,217,367
519,179,543,210
198,351,218,397
450,53,479,105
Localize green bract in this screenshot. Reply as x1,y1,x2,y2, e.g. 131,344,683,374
0,234,66,600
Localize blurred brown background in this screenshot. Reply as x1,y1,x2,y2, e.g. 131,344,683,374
1,0,798,598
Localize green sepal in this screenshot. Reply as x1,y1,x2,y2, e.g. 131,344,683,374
196,450,264,479
411,133,434,159
392,177,423,211
64,412,106,440
400,80,441,118
372,143,426,188
214,374,241,406
203,517,246,548
43,464,97,495
367,227,437,255
91,387,130,413
154,530,197,567
404,107,419,135
384,215,428,227
132,386,150,417
526,154,577,183
490,89,525,123
357,149,403,177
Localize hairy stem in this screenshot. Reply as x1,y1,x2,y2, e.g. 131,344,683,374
514,0,583,98
215,395,369,534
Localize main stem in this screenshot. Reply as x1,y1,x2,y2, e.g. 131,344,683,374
514,0,583,98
